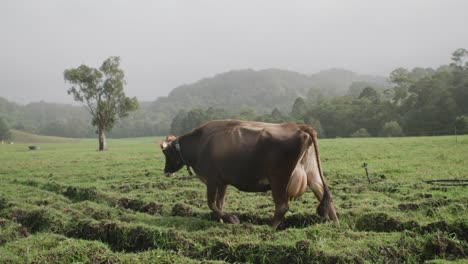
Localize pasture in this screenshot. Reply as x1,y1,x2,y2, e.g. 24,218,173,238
0,135,467,263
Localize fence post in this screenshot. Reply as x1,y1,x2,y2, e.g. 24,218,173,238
455,126,458,144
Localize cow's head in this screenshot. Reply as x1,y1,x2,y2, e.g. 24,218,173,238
159,135,184,176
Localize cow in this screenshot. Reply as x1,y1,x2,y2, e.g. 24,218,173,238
159,120,339,229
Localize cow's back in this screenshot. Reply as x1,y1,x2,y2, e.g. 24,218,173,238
193,120,310,192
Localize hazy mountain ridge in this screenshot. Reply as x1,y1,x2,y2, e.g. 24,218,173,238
152,68,389,114
0,97,158,137
1,68,389,137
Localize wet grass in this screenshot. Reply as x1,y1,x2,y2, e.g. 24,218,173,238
0,135,467,263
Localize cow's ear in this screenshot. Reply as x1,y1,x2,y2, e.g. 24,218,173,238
166,135,177,142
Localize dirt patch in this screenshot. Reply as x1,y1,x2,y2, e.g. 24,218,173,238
355,213,420,232
10,209,53,233
41,182,62,193
63,186,100,202
0,196,11,210
140,202,163,215
355,213,402,232
341,201,353,209
81,205,112,220
125,226,158,252
230,212,321,229
172,203,193,217
117,198,163,215
207,241,364,264
0,218,29,245
69,219,197,254
118,197,145,210
424,234,466,260
176,190,202,199
398,203,419,211
282,213,322,229
415,193,433,199
420,221,468,241
167,230,198,254
420,197,451,208
186,199,204,208
118,185,131,193
237,213,269,225
370,184,399,194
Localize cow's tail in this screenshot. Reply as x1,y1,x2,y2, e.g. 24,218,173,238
299,125,339,224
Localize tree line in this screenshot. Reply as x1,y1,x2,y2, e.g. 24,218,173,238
1,49,467,141
170,49,468,138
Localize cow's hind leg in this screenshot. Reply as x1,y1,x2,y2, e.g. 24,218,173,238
207,182,239,224
271,190,289,230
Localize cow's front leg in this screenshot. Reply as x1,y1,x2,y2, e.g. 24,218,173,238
214,185,227,222
207,182,239,224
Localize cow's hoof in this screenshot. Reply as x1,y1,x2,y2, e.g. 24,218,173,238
223,214,240,224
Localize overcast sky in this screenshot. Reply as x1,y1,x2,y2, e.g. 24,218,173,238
1,0,467,104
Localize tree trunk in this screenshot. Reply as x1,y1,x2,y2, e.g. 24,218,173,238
98,128,106,151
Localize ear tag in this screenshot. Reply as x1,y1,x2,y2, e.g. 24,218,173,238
162,142,168,149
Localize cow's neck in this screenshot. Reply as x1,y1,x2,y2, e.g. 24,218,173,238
177,134,198,169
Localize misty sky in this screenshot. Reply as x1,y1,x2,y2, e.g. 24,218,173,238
1,0,468,104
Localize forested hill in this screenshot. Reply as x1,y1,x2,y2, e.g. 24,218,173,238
151,68,389,115
0,68,389,138
0,97,158,138
2,53,467,140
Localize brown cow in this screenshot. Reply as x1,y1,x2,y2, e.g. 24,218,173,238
160,120,339,229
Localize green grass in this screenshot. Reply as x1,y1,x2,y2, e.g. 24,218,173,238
0,135,467,263
10,129,81,144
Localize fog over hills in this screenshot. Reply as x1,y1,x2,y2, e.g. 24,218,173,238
2,1,467,104
151,68,389,114
1,67,389,137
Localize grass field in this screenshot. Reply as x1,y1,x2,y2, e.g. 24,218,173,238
0,135,467,263
10,129,80,144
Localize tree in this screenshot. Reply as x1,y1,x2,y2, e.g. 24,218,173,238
0,118,12,142
381,121,403,137
235,108,257,121
351,128,370,138
271,108,284,121
358,87,378,100
453,116,468,131
451,48,468,68
290,97,307,119
64,57,138,150
304,116,325,138
170,107,229,136
389,68,411,105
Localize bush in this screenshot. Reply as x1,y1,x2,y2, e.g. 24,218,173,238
453,115,468,131
381,121,403,137
351,128,370,138
0,118,12,141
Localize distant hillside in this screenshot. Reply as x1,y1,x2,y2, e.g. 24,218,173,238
11,129,80,143
151,68,389,114
0,97,163,138
1,68,389,138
